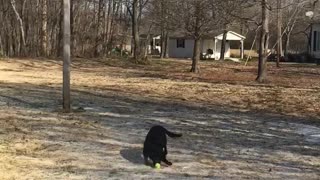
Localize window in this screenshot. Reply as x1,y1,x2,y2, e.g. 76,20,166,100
314,31,317,52
177,39,185,48
314,31,320,51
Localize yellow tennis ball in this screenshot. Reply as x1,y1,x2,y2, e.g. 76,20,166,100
155,163,161,169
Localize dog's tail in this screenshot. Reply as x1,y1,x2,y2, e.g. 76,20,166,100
165,129,182,138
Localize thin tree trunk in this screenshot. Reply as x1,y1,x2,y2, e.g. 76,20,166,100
81,0,89,55
160,28,165,59
95,0,104,57
103,0,112,56
256,0,269,83
24,0,30,54
284,32,291,58
276,0,282,67
159,0,166,59
142,23,153,59
70,0,74,56
63,0,71,113
41,0,48,56
107,1,119,54
190,2,201,73
164,31,169,58
57,0,63,57
20,0,26,55
191,38,200,73
10,0,26,56
133,0,141,61
0,34,3,56
0,1,4,56
8,31,13,56
50,1,59,56
220,29,227,60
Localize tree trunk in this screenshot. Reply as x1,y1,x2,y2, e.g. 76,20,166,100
191,38,200,73
0,0,5,56
276,0,282,67
0,34,3,56
164,31,169,58
20,0,27,55
107,1,119,55
10,0,26,56
57,0,63,57
95,0,104,57
160,28,165,59
220,29,227,60
159,0,166,59
256,0,269,83
103,0,112,56
133,0,141,61
41,0,48,56
70,0,74,56
63,0,71,113
284,30,292,59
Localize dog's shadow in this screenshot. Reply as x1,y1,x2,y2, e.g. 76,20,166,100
120,147,146,165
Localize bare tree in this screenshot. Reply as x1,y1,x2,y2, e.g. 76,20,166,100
220,29,228,60
147,0,176,58
41,0,48,56
177,0,218,73
256,0,270,83
276,0,282,67
10,0,27,56
95,0,105,56
132,0,141,60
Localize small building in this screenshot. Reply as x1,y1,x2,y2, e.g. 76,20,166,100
310,23,320,59
150,31,245,60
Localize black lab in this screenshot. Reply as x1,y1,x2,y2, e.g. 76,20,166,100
143,125,182,167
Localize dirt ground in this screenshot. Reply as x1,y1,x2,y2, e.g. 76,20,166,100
0,57,319,179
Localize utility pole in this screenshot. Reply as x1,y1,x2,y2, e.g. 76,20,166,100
63,0,71,112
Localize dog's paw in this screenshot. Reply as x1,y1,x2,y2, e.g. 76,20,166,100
163,159,173,166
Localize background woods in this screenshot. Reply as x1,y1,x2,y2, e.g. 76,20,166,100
0,0,319,61
0,0,134,58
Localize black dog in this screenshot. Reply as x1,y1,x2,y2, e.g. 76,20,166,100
143,125,182,167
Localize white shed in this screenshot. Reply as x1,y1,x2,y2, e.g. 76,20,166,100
165,31,245,60
213,31,246,59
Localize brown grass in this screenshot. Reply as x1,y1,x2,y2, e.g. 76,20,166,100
77,58,318,118
0,57,319,118
0,57,319,179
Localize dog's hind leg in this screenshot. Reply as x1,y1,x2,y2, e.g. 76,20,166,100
162,147,172,166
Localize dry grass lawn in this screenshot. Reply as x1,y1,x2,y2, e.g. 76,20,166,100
0,57,319,179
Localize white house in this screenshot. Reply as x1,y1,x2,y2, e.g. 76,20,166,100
150,31,245,60
310,23,320,59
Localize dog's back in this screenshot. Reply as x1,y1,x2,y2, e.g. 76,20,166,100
143,125,181,162
143,126,167,156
